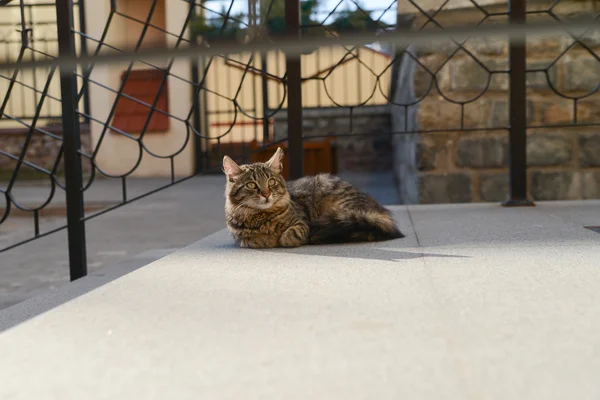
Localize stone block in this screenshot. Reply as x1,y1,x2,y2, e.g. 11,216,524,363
333,117,351,133
463,99,493,129
582,171,600,199
448,57,487,92
563,30,600,49
0,155,15,169
576,99,600,123
490,72,509,92
415,54,450,92
490,100,508,127
527,134,573,166
350,116,371,130
336,137,393,172
419,172,473,204
526,100,537,125
526,61,558,90
414,64,436,98
456,136,509,168
417,134,451,171
417,41,459,57
527,34,568,53
317,118,329,130
418,54,447,75
417,99,462,130
356,116,391,133
539,100,574,125
488,100,536,127
464,37,507,56
563,54,600,93
421,93,540,131
479,173,510,202
273,125,288,141
1,130,93,176
449,57,506,92
302,118,317,133
579,133,600,167
418,137,437,171
530,171,581,200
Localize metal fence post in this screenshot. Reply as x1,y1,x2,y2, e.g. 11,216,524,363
56,0,88,279
285,0,304,179
261,53,270,143
190,3,205,174
503,0,534,207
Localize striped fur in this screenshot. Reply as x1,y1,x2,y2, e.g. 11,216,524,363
223,148,404,248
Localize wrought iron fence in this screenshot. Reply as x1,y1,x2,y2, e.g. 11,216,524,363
0,0,599,280
0,0,90,125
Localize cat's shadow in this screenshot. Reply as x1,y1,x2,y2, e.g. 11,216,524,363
213,240,469,262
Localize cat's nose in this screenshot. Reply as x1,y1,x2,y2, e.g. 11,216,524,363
262,192,270,199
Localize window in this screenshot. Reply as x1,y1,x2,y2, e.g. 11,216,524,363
112,69,170,134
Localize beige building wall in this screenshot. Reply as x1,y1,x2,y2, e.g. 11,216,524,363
398,0,506,14
0,0,82,130
84,0,194,178
4,0,400,176
204,45,393,145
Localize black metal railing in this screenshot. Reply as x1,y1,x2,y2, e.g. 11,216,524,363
0,0,599,281
507,0,530,206
0,0,90,125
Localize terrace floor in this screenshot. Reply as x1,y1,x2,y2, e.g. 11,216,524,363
0,172,397,310
1,200,600,399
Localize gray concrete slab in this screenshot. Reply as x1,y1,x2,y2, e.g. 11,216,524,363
0,176,228,310
0,172,399,310
407,201,600,248
421,245,600,400
1,201,600,399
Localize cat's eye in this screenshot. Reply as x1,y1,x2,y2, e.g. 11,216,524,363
268,178,277,187
245,182,257,189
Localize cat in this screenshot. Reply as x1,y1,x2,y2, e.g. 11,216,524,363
223,147,404,248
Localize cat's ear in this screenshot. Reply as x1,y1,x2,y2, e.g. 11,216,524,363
265,147,284,173
223,156,242,181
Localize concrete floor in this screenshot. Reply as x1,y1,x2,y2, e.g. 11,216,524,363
0,176,227,310
1,201,599,399
0,172,398,310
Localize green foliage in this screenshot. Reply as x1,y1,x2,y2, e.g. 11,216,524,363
259,0,320,35
190,0,380,40
190,5,246,40
328,8,379,33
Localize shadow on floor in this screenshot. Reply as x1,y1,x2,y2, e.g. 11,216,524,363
213,240,469,262
269,246,469,262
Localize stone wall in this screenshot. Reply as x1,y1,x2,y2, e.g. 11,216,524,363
418,130,600,203
413,24,600,203
0,125,92,180
273,106,393,173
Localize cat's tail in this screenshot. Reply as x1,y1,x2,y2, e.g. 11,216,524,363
308,210,405,245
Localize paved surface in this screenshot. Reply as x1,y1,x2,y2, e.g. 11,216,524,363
0,172,398,310
1,201,599,399
0,176,228,310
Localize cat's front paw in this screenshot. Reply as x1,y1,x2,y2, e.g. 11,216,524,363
279,225,308,248
238,235,279,249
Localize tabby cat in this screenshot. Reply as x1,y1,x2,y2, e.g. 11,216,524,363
223,147,404,248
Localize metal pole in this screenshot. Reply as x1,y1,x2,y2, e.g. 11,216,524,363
503,0,534,207
190,3,204,174
261,53,270,142
77,0,91,124
56,0,88,279
285,0,303,179
191,59,204,174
